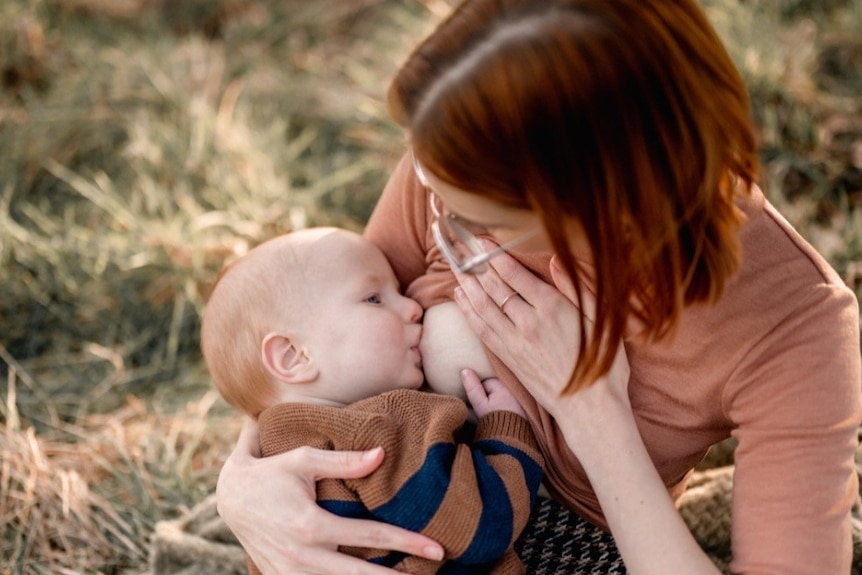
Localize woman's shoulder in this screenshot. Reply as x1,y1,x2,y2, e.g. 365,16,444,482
738,184,848,290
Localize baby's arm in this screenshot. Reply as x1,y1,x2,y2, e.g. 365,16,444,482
348,391,542,567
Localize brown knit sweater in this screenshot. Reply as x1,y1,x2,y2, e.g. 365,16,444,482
250,389,544,575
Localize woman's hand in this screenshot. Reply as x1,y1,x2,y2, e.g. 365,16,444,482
216,417,445,575
452,249,631,421
452,249,587,412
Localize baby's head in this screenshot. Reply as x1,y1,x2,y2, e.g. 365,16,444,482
201,228,424,417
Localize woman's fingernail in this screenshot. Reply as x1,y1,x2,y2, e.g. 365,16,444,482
454,287,465,302
425,546,444,561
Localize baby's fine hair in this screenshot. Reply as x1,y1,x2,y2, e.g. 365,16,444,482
201,230,329,417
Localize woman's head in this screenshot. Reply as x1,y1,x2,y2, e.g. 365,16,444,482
389,0,759,391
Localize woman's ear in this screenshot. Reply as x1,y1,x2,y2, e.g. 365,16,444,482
261,332,318,384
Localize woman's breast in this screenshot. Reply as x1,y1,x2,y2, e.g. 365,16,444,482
419,301,495,399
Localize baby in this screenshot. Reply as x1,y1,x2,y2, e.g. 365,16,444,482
201,227,543,574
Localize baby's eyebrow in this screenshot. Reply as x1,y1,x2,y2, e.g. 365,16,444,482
355,273,388,292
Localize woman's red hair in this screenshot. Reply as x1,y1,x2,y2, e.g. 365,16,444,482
388,0,759,392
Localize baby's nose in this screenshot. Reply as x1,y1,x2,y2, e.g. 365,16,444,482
404,296,423,323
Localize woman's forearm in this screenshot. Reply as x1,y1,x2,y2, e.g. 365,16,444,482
555,399,720,575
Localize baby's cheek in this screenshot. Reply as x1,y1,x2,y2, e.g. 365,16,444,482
420,302,495,400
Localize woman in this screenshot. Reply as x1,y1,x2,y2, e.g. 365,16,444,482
216,1,862,573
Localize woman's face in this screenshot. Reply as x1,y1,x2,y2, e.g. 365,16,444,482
419,162,549,253
419,160,593,262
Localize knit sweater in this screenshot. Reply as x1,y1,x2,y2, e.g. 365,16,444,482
364,153,862,575
252,389,544,575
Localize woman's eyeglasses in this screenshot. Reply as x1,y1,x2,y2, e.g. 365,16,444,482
413,153,539,274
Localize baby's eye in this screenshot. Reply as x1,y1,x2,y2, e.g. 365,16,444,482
365,294,382,304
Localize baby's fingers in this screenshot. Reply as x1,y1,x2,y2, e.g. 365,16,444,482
462,369,489,408
478,377,507,397
327,517,444,563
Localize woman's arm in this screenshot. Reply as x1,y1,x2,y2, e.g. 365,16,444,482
452,252,720,575
548,346,721,575
721,283,860,574
216,416,444,575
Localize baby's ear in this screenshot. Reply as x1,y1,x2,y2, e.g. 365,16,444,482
261,332,318,384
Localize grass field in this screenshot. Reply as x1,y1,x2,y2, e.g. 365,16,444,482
1,0,861,573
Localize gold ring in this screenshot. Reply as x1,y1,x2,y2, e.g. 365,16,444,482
500,291,518,310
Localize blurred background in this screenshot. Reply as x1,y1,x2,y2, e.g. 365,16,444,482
1,0,860,572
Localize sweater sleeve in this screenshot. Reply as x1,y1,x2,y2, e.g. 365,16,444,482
724,283,862,575
346,390,544,565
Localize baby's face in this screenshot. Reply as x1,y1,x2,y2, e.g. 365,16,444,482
303,232,425,404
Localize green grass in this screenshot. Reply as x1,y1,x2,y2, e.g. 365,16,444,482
1,0,860,573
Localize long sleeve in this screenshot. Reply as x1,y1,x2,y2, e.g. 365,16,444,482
363,152,468,309
344,390,544,568
724,281,861,574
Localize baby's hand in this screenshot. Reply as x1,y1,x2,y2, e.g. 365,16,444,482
461,369,527,419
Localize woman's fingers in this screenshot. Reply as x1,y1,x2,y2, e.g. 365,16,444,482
454,281,507,353
235,415,262,458
236,490,443,575
284,445,386,481
273,507,444,568
480,240,556,306
272,447,444,556
254,525,432,575
453,247,585,410
324,515,444,560
216,444,445,575
453,246,557,347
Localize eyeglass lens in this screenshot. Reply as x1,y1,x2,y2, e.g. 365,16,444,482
430,194,488,264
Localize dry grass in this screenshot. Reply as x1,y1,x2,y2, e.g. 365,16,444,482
1,1,446,571
2,365,239,574
1,0,860,573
